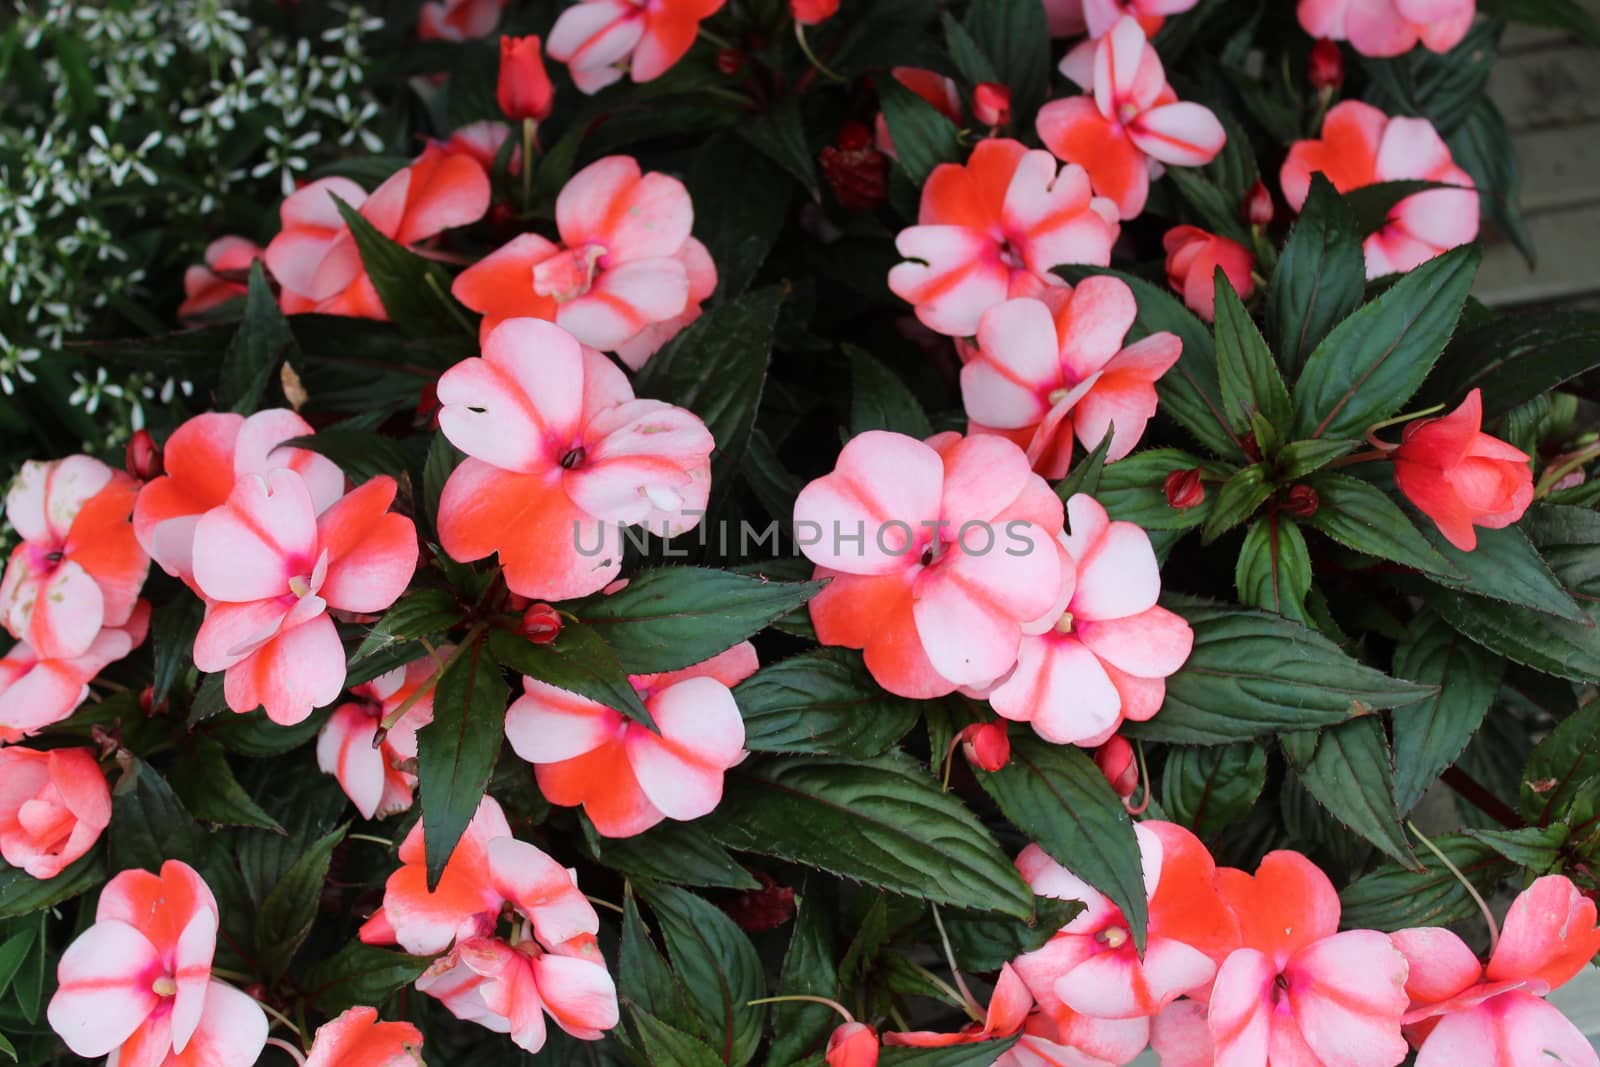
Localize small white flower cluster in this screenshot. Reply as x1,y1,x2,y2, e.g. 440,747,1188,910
0,0,386,443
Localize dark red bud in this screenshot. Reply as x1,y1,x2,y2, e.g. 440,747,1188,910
1095,736,1138,800
1309,39,1344,93
1283,484,1321,518
973,83,1012,128
125,429,162,481
1242,179,1273,228
520,603,562,643
1240,432,1262,463
959,722,1010,772
715,47,745,76
1164,468,1206,510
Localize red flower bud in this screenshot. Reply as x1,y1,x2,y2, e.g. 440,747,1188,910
791,0,840,26
820,122,888,212
826,1022,879,1067
973,83,1012,128
723,871,797,932
959,722,1010,772
1242,179,1273,228
1095,736,1138,800
715,47,745,75
124,429,162,481
1309,39,1344,94
1164,468,1206,510
520,602,562,643
1282,484,1321,519
497,35,554,123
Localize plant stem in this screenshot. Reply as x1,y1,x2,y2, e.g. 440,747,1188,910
585,894,626,916
520,117,536,210
793,23,845,83
265,1037,306,1066
929,904,985,1022
746,995,854,1023
1440,766,1522,829
1408,819,1499,956
375,622,487,743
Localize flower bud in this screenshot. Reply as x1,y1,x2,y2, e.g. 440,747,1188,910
1095,736,1138,800
124,429,162,481
1242,179,1273,228
520,602,562,643
1309,38,1343,94
715,47,745,75
959,722,1011,772
497,36,554,123
1282,484,1321,519
973,83,1012,128
791,0,840,26
1164,468,1206,510
819,121,889,212
826,1022,879,1067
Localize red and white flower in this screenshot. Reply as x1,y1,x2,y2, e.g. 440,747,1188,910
317,647,450,820
177,236,262,324
0,602,148,743
547,0,726,93
1298,0,1475,58
0,746,109,880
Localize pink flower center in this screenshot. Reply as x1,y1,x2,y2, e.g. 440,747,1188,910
22,543,64,576
532,243,607,303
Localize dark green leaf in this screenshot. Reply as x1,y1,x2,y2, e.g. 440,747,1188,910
1424,587,1600,684
573,567,824,675
766,881,838,1067
704,754,1033,919
1305,473,1459,577
641,884,766,1067
1391,612,1503,815
151,596,203,706
878,80,964,185
352,589,461,663
417,638,506,886
977,736,1147,951
1235,517,1313,622
1275,439,1360,481
689,135,792,297
488,622,652,728
619,891,695,1033
1161,743,1269,837
848,346,932,439
280,429,410,483
1339,834,1511,931
1292,244,1479,441
1267,175,1365,377
1167,167,1252,245
1215,273,1291,434
1521,699,1600,825
1127,598,1434,744
737,96,820,200
0,928,36,1000
169,739,285,832
1286,718,1415,866
941,896,1082,973
1423,310,1600,418
941,13,999,85
625,1008,726,1067
590,821,757,890
880,1040,1020,1066
1055,431,1114,502
217,263,296,413
737,648,922,758
420,432,462,539
1418,522,1581,620
1201,464,1271,543
332,196,465,336
254,823,345,979
1464,824,1568,872
635,286,784,493
960,0,1050,117
0,853,104,920
108,758,209,872
1097,448,1218,531
304,942,431,1016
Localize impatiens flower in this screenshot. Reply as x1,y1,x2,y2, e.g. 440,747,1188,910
317,648,449,820
997,1008,1154,1066
435,318,713,601
0,746,109,879
1013,822,1238,1025
498,35,555,122
1162,225,1255,322
875,68,963,159
1,456,148,660
177,236,262,324
453,156,713,359
1208,850,1411,1067
419,0,506,41
885,964,1033,1047
547,0,726,94
1080,0,1200,38
266,146,490,319
1039,17,1227,220
191,470,418,725
1298,0,1474,58
792,0,840,25
1280,100,1478,279
441,120,521,175
961,279,1182,476
888,138,1119,337
0,602,149,743
988,494,1193,746
305,1006,424,1067
1150,999,1214,1067
827,1022,880,1067
48,860,267,1067
417,933,619,1052
1393,876,1600,1067
505,642,756,837
1391,389,1533,552
133,408,345,588
974,83,1013,129
795,431,1066,699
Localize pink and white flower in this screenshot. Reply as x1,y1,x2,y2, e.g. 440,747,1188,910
0,746,110,880
434,317,714,602
177,236,263,324
419,0,505,41
0,601,149,743
961,278,1182,477
304,1006,424,1067
1038,17,1227,220
547,0,726,94
987,494,1193,747
452,156,714,360
506,643,757,838
191,470,418,725
1297,0,1475,58
888,138,1119,337
317,647,450,820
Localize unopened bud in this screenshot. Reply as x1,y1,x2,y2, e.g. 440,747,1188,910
715,47,745,75
1242,179,1273,228
973,83,1012,128
1095,736,1138,800
125,430,162,481
1309,39,1344,94
959,722,1011,772
520,602,562,644
1283,484,1320,518
1164,468,1206,510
